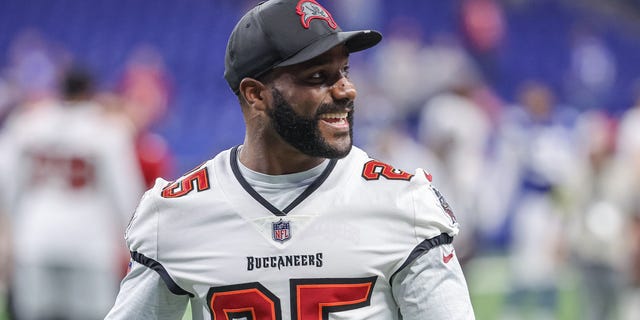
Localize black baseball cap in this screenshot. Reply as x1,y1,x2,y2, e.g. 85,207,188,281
224,0,382,94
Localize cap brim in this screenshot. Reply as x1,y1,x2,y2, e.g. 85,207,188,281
276,30,382,67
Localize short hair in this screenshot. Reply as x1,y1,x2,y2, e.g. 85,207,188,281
61,67,94,99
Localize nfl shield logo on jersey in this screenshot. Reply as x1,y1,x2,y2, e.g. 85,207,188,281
272,219,291,242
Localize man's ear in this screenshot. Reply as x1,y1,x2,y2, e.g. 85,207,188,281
239,78,270,112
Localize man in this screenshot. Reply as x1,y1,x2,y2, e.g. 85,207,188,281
106,0,475,319
0,67,145,319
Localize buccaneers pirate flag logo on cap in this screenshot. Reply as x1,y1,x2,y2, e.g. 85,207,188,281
223,0,381,93
296,0,338,29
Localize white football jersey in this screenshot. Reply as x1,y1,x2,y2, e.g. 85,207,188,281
107,146,474,319
0,101,145,265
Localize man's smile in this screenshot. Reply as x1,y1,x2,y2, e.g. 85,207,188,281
319,112,350,129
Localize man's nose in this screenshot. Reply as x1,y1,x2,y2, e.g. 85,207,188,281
330,77,357,102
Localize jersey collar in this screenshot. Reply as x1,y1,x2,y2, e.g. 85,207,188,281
229,145,337,216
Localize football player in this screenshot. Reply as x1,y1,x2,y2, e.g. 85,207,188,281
1,67,145,319
106,0,475,319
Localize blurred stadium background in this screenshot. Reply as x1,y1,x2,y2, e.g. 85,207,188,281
1,0,640,319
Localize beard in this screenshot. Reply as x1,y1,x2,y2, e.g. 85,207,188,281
267,88,353,159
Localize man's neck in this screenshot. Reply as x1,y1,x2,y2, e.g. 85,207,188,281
238,141,326,175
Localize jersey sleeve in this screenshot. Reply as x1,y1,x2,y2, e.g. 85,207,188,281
388,168,473,318
105,259,189,319
410,168,459,241
392,243,475,319
107,181,192,317
124,183,162,260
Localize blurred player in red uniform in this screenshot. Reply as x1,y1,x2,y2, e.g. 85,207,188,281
117,45,175,187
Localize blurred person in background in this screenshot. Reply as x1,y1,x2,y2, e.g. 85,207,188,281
494,81,577,320
0,66,145,320
371,17,430,115
564,111,629,320
114,44,175,187
417,60,493,266
627,200,640,320
0,71,18,309
565,24,617,111
459,0,506,85
616,94,640,320
3,29,69,109
617,90,640,179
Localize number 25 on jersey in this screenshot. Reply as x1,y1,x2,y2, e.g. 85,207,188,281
208,277,377,320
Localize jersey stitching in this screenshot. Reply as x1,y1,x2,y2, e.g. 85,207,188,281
389,233,454,285
130,251,194,297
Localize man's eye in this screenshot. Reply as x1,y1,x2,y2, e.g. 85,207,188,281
342,66,350,77
309,72,324,80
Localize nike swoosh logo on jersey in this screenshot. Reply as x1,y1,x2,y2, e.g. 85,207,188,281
443,251,455,264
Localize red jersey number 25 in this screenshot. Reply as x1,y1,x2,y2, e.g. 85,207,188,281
208,276,377,320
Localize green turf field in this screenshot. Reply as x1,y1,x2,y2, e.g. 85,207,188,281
0,296,6,320
465,255,580,320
